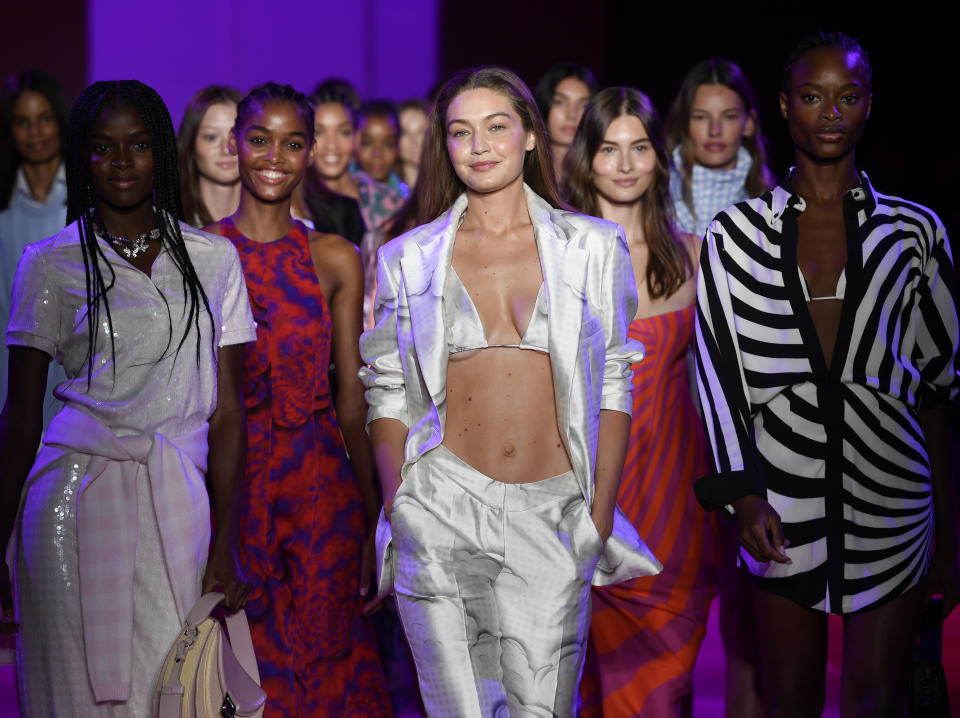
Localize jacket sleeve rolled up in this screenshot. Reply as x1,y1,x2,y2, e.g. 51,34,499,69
599,224,645,415
358,246,410,428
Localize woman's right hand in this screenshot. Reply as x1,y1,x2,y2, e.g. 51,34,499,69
732,495,791,564
0,559,17,634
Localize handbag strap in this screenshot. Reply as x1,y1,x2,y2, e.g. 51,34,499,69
185,592,226,626
224,606,262,684
184,592,262,684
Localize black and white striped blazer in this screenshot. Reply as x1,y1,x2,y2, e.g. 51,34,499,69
694,172,958,614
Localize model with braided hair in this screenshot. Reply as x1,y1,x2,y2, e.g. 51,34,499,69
0,79,257,716
206,82,391,716
63,80,216,381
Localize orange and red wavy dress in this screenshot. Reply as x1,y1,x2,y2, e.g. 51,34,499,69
581,305,718,717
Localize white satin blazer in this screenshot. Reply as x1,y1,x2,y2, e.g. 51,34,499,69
359,185,661,588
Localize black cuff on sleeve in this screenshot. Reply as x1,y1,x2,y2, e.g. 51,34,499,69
694,469,766,512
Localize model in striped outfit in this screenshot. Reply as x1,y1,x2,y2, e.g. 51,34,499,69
695,33,960,717
563,87,717,718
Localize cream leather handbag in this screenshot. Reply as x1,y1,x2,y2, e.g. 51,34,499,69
155,593,266,718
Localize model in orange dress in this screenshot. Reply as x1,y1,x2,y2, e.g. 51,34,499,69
563,86,717,718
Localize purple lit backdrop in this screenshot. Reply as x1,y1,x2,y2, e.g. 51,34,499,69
86,0,439,127
1,4,958,715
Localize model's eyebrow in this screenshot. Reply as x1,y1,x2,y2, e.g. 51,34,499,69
691,105,743,112
600,137,650,145
89,129,149,139
447,112,512,128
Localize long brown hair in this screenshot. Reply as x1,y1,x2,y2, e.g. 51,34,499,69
562,86,690,300
415,66,562,225
666,59,775,224
177,85,242,227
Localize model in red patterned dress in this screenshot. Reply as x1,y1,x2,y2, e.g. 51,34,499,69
562,87,717,717
207,82,390,717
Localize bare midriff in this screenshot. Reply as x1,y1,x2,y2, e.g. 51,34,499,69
443,347,572,483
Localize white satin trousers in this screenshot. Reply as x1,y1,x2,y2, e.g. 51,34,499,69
390,445,603,717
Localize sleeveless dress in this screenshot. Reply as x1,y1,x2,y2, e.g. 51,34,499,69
215,218,391,717
580,305,717,717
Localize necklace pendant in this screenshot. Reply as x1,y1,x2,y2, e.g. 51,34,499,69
90,213,160,259
122,235,149,258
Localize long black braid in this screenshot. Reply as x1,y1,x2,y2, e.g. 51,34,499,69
65,80,213,384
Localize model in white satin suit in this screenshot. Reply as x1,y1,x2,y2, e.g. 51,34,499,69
360,185,661,717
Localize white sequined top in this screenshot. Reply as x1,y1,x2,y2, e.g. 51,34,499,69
6,218,258,436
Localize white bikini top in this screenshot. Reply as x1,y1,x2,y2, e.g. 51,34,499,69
443,266,550,355
799,266,846,302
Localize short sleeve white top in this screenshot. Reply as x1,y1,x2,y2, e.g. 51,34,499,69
6,219,257,437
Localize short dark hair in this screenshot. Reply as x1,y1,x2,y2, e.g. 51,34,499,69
310,78,360,123
782,31,872,92
235,82,315,146
357,99,400,130
399,98,429,115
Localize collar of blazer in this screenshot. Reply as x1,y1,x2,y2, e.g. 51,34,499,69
399,184,589,438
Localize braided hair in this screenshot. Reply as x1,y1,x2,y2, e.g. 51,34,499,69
65,80,213,384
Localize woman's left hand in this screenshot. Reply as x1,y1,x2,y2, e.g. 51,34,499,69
202,545,250,613
926,547,960,618
591,508,614,545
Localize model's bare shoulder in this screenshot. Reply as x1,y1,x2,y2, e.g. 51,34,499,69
307,229,361,276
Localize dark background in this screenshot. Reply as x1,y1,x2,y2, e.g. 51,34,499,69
3,3,956,235
441,3,959,238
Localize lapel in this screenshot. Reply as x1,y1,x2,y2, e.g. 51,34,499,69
400,194,467,405
399,187,587,439
524,186,586,436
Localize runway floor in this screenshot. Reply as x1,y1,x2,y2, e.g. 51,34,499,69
2,598,959,716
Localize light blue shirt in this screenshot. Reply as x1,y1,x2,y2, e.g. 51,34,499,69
0,163,69,428
669,145,753,237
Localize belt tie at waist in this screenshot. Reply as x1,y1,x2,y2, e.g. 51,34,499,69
42,405,210,703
